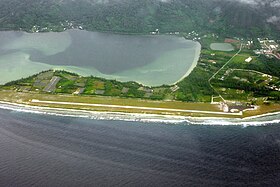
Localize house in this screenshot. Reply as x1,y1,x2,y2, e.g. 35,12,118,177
245,57,253,63
220,102,229,112
73,88,85,95
170,85,180,92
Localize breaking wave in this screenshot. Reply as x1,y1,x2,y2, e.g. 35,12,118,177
0,102,279,126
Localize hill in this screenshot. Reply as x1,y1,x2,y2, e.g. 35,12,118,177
0,0,279,37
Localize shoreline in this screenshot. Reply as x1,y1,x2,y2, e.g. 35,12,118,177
0,29,200,87
173,42,202,85
0,101,279,126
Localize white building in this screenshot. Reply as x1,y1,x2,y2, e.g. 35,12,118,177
245,57,253,63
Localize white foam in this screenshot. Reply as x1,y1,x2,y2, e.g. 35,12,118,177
190,119,280,127
0,102,279,126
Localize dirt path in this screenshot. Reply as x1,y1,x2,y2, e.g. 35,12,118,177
208,44,243,102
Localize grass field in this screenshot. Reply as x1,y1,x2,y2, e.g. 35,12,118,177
1,35,279,119
0,90,279,118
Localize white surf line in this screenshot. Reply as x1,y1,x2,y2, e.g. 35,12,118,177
31,99,243,116
0,101,189,120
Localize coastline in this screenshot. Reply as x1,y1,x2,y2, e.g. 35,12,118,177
0,101,279,126
0,29,200,87
173,42,201,85
0,101,189,124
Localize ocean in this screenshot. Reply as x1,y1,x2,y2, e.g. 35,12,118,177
0,108,280,186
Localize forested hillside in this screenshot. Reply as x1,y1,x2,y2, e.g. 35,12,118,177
0,0,279,37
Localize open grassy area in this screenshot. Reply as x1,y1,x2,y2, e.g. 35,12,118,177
0,90,279,118
0,34,279,119
243,104,280,118
210,49,280,102
0,90,232,118
0,90,219,111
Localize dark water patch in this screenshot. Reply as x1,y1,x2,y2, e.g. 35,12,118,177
30,30,194,74
0,30,200,86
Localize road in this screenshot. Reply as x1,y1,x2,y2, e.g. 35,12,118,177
208,44,243,102
43,76,61,93
31,99,243,116
230,68,269,75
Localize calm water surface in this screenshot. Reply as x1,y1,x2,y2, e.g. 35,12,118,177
0,109,280,186
0,30,201,86
210,43,234,51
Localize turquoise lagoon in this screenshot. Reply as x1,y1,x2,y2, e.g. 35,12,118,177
0,30,201,86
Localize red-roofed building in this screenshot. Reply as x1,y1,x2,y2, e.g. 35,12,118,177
224,38,239,43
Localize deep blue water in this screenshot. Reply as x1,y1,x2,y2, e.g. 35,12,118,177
0,108,280,186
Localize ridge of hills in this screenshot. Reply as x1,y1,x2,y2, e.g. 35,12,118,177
0,0,279,37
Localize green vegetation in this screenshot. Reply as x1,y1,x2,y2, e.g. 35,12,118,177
0,29,279,118
0,0,279,38
1,70,173,100
0,0,279,118
2,33,279,107
2,52,279,104
212,69,280,101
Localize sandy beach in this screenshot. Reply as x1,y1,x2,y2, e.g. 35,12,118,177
174,42,202,85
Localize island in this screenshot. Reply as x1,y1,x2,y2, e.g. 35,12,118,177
0,32,279,121
0,0,279,121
